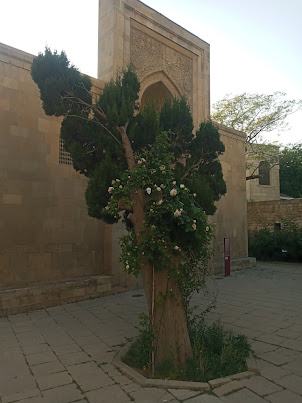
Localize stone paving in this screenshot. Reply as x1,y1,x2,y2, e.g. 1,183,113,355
1,261,302,402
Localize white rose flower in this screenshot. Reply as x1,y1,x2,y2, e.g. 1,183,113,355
160,184,165,189
193,193,197,197
170,188,177,196
174,209,182,217
180,184,185,188
158,199,163,205
126,265,130,270
192,223,197,230
159,165,166,171
108,187,114,193
116,179,120,182
157,187,161,192
206,226,209,232
146,187,152,195
174,245,179,250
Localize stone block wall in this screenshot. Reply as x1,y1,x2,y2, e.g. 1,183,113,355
0,43,106,288
248,199,302,231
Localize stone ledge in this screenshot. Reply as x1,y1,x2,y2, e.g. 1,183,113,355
113,342,257,391
0,275,112,317
213,257,256,275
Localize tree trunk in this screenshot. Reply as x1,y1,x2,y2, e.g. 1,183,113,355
152,268,193,367
129,190,193,367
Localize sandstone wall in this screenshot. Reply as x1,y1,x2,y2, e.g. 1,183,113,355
0,43,107,288
213,124,248,260
246,165,280,201
248,199,302,231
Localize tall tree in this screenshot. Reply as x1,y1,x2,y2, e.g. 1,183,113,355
31,48,226,368
280,143,302,198
212,92,302,180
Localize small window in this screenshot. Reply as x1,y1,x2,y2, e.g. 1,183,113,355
259,161,270,185
274,222,281,231
59,137,73,165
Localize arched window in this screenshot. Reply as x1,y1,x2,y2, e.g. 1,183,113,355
141,81,173,112
259,161,270,185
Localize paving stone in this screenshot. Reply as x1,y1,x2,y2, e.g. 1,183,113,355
122,382,142,393
51,343,82,355
0,374,37,396
274,374,302,395
86,384,131,403
58,351,91,365
112,374,133,386
168,388,201,400
259,361,291,381
221,387,267,402
186,394,222,402
258,351,291,366
213,380,245,396
265,389,302,403
242,375,282,396
30,360,65,376
42,383,84,403
35,371,73,390
275,328,301,340
2,388,41,403
22,343,52,355
282,358,302,373
255,334,286,347
130,387,174,402
208,376,232,388
67,362,114,391
281,339,302,352
26,351,58,366
251,341,279,354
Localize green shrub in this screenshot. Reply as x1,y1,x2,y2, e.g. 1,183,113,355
249,222,302,262
123,318,252,382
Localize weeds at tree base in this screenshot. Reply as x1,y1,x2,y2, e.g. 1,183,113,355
123,319,252,382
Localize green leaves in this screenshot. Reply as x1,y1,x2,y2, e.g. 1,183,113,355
212,92,302,144
280,143,302,198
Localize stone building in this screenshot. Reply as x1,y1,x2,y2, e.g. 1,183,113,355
246,144,280,202
0,0,254,315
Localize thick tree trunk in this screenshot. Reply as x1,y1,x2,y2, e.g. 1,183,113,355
152,269,193,366
119,130,193,368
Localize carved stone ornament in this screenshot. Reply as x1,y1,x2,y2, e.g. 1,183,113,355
130,26,193,107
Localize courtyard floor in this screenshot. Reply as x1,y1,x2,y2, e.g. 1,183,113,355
1,261,302,402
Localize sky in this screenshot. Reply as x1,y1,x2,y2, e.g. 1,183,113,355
1,0,301,145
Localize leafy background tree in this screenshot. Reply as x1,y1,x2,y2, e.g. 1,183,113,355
31,48,226,369
212,92,302,180
280,143,302,198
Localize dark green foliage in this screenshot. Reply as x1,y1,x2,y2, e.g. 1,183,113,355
186,122,226,215
124,318,252,381
31,48,92,117
31,48,226,223
280,143,302,198
160,97,194,157
98,67,140,127
123,313,155,369
129,104,160,151
249,222,302,262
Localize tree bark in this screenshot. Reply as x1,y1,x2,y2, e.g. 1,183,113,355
152,268,193,367
118,126,193,368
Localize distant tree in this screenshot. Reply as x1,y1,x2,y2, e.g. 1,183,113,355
31,48,226,369
280,143,302,198
212,92,302,180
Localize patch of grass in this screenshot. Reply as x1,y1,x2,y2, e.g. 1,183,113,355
123,320,252,382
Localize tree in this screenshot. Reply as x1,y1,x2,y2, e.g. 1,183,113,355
212,92,302,180
31,48,226,369
280,143,302,198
